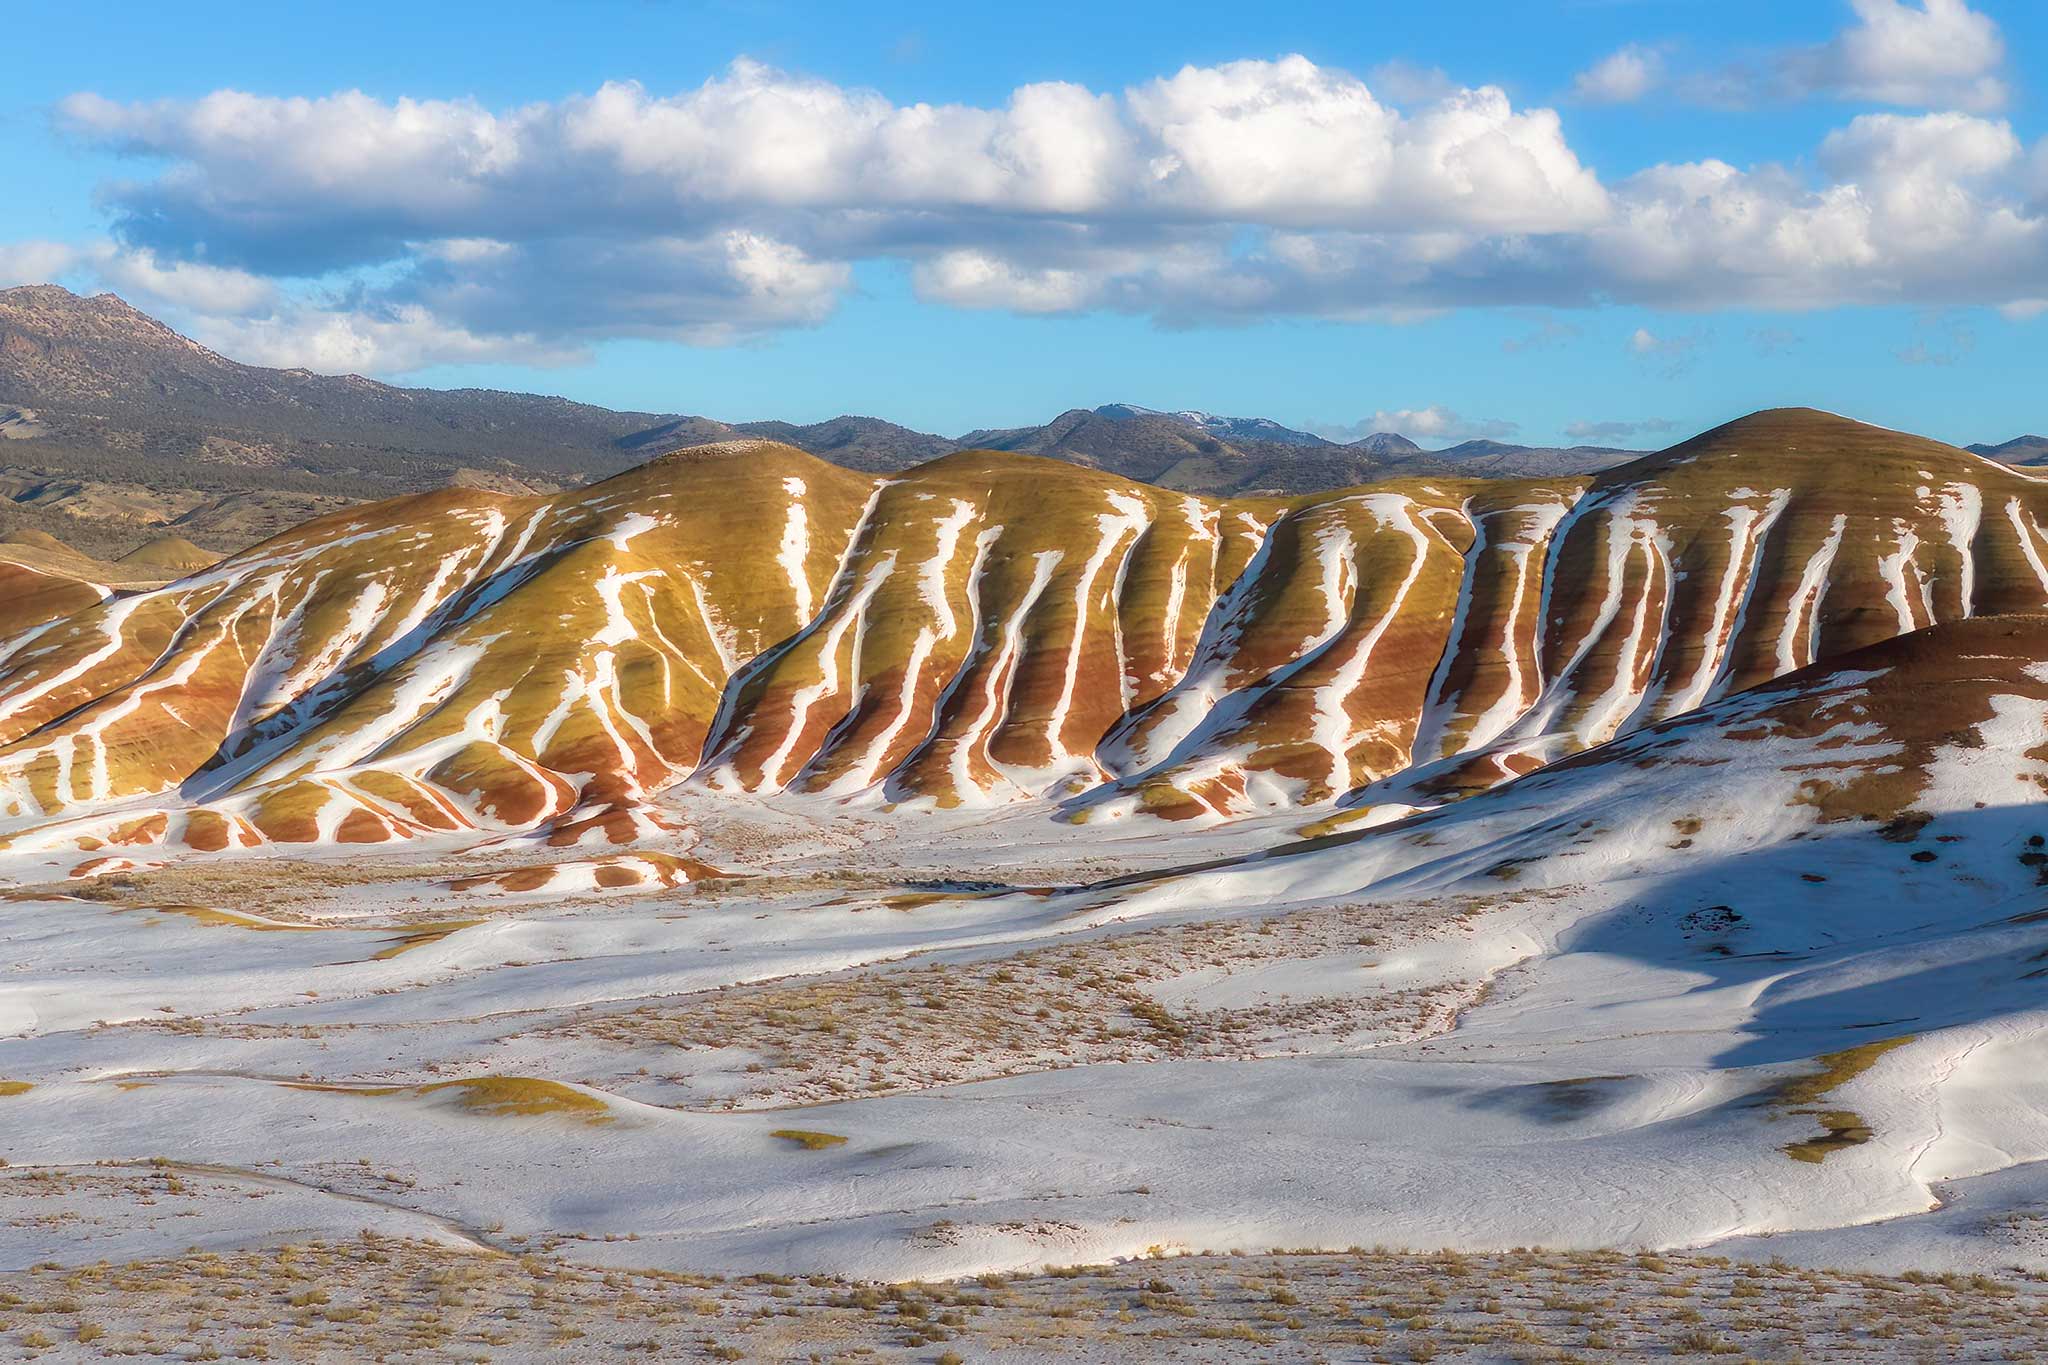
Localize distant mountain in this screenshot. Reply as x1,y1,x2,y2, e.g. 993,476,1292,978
1969,435,2048,467
621,402,1399,494
726,415,960,472
1388,439,1646,479
0,284,667,555
0,287,676,475
1335,430,1643,478
0,283,1652,555
1094,403,1331,448
626,403,1407,493
957,404,1393,494
0,289,1398,548
1348,431,1424,457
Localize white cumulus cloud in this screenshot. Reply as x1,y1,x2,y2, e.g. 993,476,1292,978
194,305,581,375
1313,407,1520,445
1675,0,2008,111
18,42,2047,372
87,247,279,316
1573,46,1665,105
1808,0,2007,110
0,241,84,288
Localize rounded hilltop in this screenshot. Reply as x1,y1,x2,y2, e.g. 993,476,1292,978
116,536,218,577
608,438,875,511
639,437,822,469
0,528,68,553
1626,407,1981,477
621,437,850,487
0,526,112,578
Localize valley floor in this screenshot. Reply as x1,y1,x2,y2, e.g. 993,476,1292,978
3,780,2048,1360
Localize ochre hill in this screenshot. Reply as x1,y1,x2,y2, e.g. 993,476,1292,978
115,535,219,577
0,410,2043,861
0,527,198,643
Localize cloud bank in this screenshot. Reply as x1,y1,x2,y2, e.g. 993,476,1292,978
9,9,2038,375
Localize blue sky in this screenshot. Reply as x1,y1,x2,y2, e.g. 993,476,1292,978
4,0,2045,447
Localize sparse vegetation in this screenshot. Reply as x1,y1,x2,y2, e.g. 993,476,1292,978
1756,1037,1917,1164
768,1129,849,1151
547,898,1495,1106
0,1237,2036,1361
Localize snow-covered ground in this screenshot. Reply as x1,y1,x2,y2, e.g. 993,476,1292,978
2,691,2045,1291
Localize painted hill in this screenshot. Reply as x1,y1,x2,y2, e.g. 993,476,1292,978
1177,609,2048,906
0,526,214,643
0,408,2045,867
11,405,2048,1290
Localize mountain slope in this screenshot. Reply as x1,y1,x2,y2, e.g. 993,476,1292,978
727,415,961,472
1388,438,1646,478
1970,435,2048,466
0,285,665,481
0,285,678,555
1096,403,1332,448
0,409,2045,865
